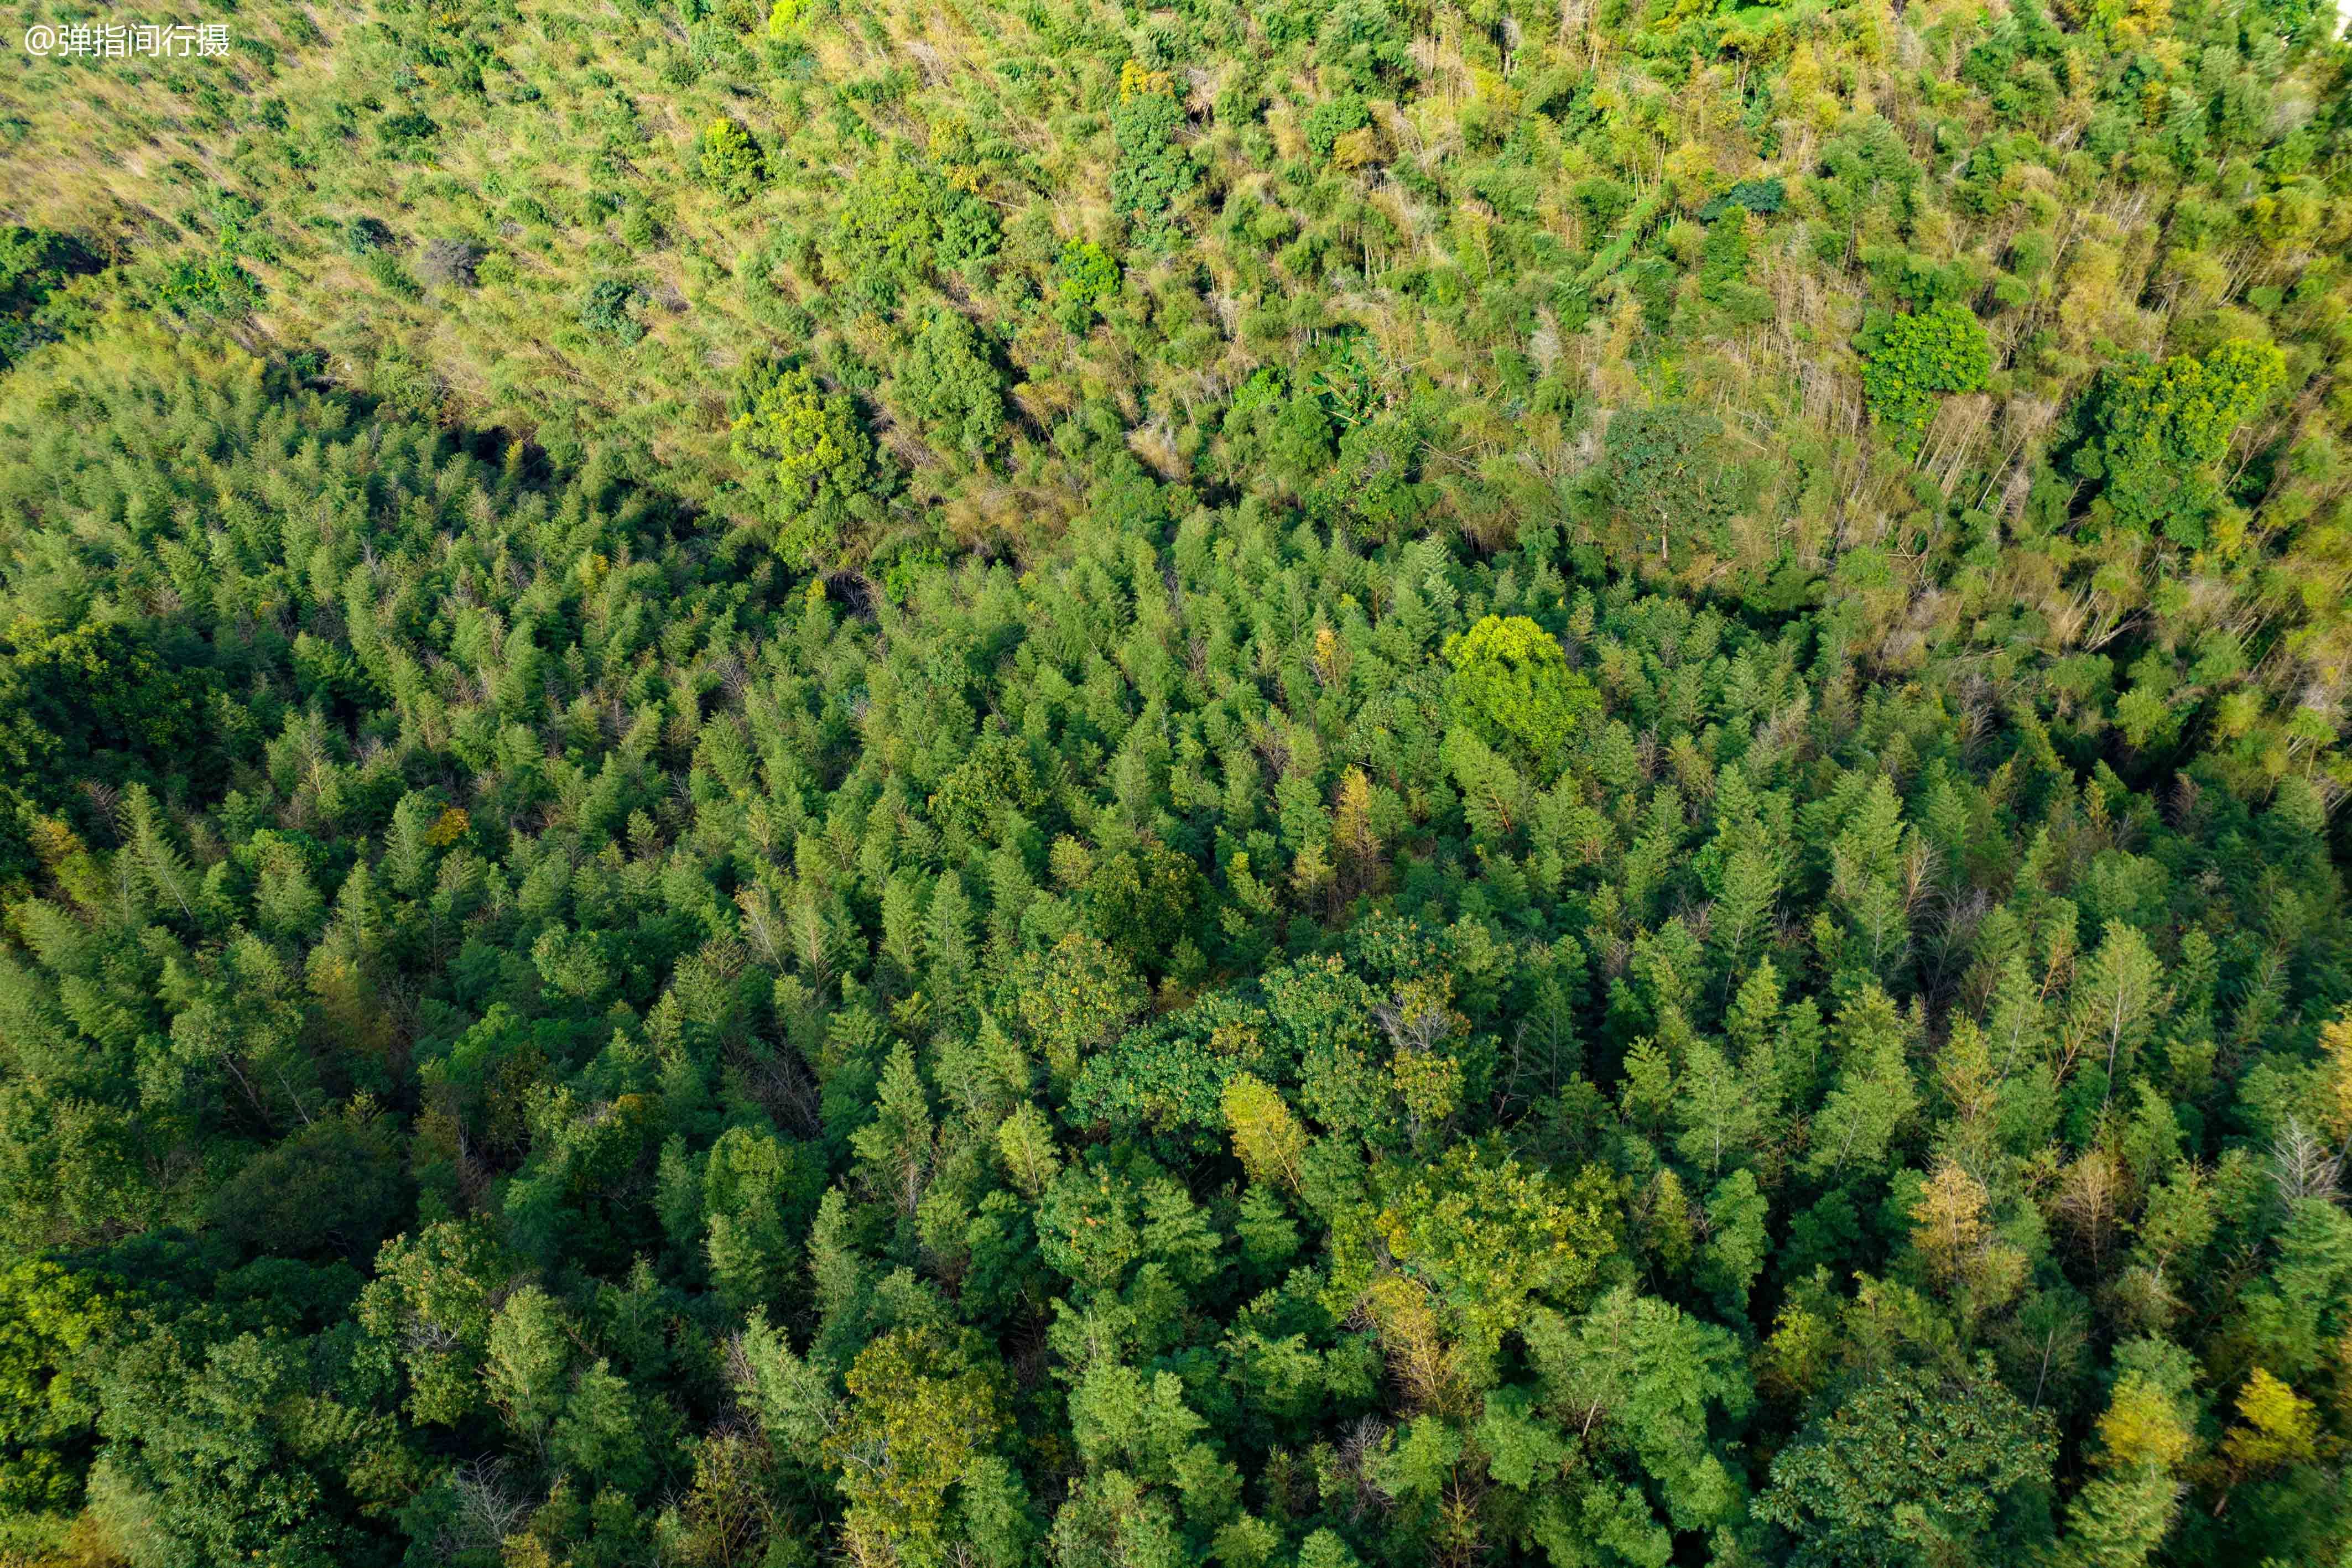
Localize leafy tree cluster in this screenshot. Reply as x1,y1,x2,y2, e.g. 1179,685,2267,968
1859,303,1994,457
1055,241,1120,323
730,361,884,568
698,118,766,204
2069,341,2290,547
892,310,1008,463
1110,60,1199,247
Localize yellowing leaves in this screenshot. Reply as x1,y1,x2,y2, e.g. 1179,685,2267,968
1118,58,1173,102
1220,1071,1306,1191
1758,1303,1835,1403
1442,613,1598,777
1330,126,1382,171
1348,1145,1617,1371
2096,1374,2194,1472
2221,1368,2320,1477
1908,1157,2026,1319
1389,1046,1463,1133
2318,1007,2352,1145
828,1328,1008,1555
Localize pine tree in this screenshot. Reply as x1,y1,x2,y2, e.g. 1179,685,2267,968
851,1044,936,1218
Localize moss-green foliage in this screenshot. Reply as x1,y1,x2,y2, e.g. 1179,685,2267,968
153,251,263,322
1110,65,1196,246
0,1260,113,1525
579,277,642,343
828,150,1000,312
1592,405,1747,566
1756,1363,2057,1566
1699,214,1771,324
1860,303,1994,456
892,309,1006,461
1055,239,1120,317
1317,0,1412,90
1696,178,1785,223
0,614,214,882
0,228,95,371
1302,94,1372,158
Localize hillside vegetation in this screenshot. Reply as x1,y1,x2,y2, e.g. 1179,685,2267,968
1,0,2351,1565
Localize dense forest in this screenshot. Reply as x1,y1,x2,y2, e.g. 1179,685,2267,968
2,0,2351,1561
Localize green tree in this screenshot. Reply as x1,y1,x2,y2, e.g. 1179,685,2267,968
0,226,93,369
703,1126,822,1311
484,1285,574,1447
825,1327,1011,1564
850,1043,936,1218
1524,1286,1755,1544
1055,239,1120,324
2065,921,2168,1091
355,1221,518,1429
2056,1359,2195,1568
1443,615,1600,780
579,277,641,343
551,1357,652,1492
1757,1362,2056,1568
828,150,1000,308
1673,1038,1771,1178
95,1331,370,1568
894,309,1006,461
1596,405,1744,566
204,1107,409,1263
0,1260,112,1531
2071,340,2286,545
1221,1071,1308,1192
0,615,211,874
1081,841,1201,976
1110,64,1196,244
995,1102,1063,1197
731,367,878,569
1860,303,1992,455
698,118,765,202
1335,1145,1617,1387
1010,933,1149,1083
1804,985,1919,1179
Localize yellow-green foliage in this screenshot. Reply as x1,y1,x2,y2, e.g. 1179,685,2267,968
698,117,766,204
2074,339,2288,547
1860,302,1992,456
1443,614,1600,777
730,366,876,566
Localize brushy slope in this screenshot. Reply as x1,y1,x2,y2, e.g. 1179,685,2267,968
3,0,2348,795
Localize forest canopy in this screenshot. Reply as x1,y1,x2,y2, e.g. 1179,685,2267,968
0,0,2350,1564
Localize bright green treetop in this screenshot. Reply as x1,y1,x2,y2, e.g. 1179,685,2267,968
1443,614,1600,778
